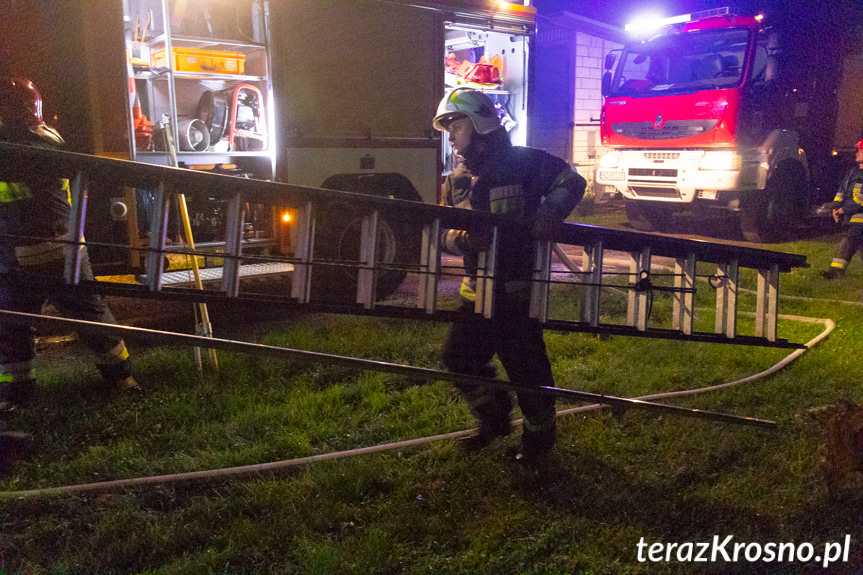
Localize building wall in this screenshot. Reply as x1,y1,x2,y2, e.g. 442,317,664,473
534,14,623,193
534,22,575,163
572,33,621,168
533,41,573,162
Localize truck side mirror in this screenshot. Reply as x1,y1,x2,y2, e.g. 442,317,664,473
602,71,612,96
604,53,617,71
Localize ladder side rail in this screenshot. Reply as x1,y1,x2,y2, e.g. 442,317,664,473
290,200,315,303
637,247,651,331
145,182,170,292
755,263,780,341
64,170,87,285
475,226,498,319
418,218,440,314
627,251,639,327
627,247,650,331
714,260,739,338
672,253,696,335
672,255,684,332
683,253,696,335
221,191,245,297
123,184,143,270
530,239,552,321
766,263,779,342
579,241,603,326
553,220,806,272
715,263,727,335
724,259,739,339
755,267,767,339
356,209,379,309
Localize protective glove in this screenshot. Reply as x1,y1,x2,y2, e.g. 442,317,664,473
441,227,492,255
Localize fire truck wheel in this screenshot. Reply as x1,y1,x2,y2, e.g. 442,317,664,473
624,201,673,232
739,162,806,243
311,174,423,302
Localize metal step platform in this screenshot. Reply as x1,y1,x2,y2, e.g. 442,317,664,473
142,262,294,287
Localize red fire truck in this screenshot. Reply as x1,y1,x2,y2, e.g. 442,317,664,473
594,6,861,242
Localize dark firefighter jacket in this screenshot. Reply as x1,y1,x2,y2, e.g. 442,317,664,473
0,128,72,266
828,167,863,226
440,140,586,302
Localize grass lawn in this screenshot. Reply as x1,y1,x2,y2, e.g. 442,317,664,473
3,209,863,574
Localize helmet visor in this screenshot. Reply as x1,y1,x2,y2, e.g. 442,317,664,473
432,111,468,132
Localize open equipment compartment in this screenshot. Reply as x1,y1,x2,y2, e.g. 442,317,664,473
441,19,531,174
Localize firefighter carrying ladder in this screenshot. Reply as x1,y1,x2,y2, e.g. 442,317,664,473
0,142,809,428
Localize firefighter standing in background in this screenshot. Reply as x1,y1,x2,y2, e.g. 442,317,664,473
0,77,141,420
433,88,586,462
821,139,863,279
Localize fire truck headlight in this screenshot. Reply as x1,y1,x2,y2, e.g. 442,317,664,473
699,151,742,171
598,151,622,168
597,168,625,182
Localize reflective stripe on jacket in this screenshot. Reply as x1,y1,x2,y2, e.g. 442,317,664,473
833,168,863,225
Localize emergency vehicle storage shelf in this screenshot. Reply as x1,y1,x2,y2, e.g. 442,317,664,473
441,22,530,172
124,0,273,178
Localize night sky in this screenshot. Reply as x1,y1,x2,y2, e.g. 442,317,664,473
531,0,863,73
531,0,863,29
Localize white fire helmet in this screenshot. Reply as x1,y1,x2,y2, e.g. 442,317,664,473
432,88,501,135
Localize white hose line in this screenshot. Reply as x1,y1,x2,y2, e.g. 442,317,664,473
556,314,834,416
0,428,477,500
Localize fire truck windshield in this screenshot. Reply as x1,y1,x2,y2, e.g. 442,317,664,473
610,28,750,97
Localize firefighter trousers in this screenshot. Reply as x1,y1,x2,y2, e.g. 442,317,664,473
442,299,556,432
830,224,863,271
0,246,130,385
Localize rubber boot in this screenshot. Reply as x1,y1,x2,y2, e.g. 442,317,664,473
515,419,556,463
460,413,512,453
821,268,846,280
97,362,142,394
459,369,513,453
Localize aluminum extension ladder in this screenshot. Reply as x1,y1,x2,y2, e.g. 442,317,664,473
0,142,808,349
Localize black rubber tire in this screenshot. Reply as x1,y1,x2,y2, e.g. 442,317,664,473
311,173,423,302
739,162,807,243
625,200,673,232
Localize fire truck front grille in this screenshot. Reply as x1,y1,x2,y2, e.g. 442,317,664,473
630,186,680,199
628,168,678,178
610,120,718,140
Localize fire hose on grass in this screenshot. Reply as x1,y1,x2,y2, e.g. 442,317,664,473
0,304,835,500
